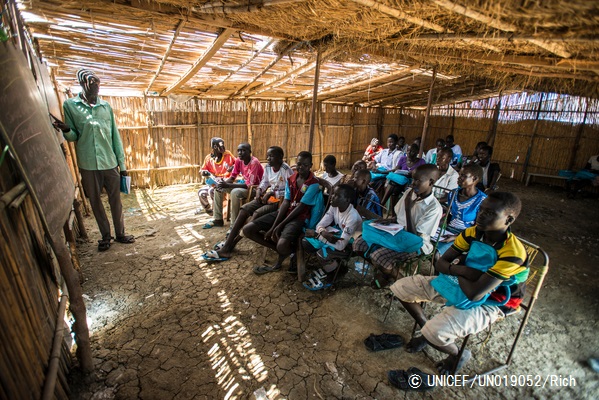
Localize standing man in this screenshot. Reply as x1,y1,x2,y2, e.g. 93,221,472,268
54,69,134,251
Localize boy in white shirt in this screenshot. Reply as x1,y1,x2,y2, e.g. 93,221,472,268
321,155,345,187
302,184,362,290
203,146,293,261
353,164,442,287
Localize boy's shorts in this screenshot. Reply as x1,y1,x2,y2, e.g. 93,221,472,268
390,275,504,348
241,199,278,217
251,211,304,242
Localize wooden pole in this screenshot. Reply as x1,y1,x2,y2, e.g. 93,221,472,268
376,107,385,143
398,107,403,137
348,104,356,166
486,99,501,146
419,68,437,157
567,101,589,170
145,96,154,187
522,93,545,180
317,102,324,168
49,233,93,372
308,48,322,154
284,101,290,162
195,98,204,175
246,98,253,146
450,103,456,137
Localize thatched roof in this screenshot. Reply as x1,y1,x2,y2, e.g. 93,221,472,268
20,0,599,106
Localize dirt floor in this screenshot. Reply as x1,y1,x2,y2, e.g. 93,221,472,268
68,178,599,400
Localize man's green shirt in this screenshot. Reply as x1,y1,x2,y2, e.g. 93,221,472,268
62,94,126,171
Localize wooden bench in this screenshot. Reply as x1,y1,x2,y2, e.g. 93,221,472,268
525,173,569,187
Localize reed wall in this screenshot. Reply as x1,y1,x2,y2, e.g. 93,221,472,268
108,93,599,188
0,175,71,399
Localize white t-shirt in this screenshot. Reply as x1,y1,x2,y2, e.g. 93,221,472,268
315,204,362,251
394,189,443,255
433,166,459,200
588,155,599,171
258,163,293,198
424,148,437,164
322,171,345,186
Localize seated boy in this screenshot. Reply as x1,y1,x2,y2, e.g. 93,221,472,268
381,192,527,390
340,160,367,186
321,155,345,187
353,164,442,286
432,148,458,202
353,169,382,217
301,184,362,290
244,151,324,274
202,146,293,261
205,143,264,228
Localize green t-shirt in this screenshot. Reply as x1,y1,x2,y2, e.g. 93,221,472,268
62,94,126,171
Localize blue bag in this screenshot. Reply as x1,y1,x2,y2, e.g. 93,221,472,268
361,220,423,255
386,173,410,186
431,241,513,309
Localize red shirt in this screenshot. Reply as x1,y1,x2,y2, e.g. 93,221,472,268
285,171,320,221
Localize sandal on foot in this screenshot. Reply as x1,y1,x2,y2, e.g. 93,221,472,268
115,235,135,244
201,250,229,262
203,219,224,229
302,275,331,291
253,264,281,275
98,238,111,251
388,368,435,391
213,241,227,251
363,333,404,352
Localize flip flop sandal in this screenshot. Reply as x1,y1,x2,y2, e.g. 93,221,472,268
253,264,281,275
364,333,404,352
201,250,229,262
97,239,111,252
302,275,331,291
387,370,410,390
202,220,224,229
213,241,226,251
115,235,135,244
388,368,435,391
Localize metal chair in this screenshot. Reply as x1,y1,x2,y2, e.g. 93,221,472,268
454,238,549,378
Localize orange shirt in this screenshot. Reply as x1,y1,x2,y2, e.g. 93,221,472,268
201,151,235,178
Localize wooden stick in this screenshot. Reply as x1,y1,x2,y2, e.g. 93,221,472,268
348,104,355,166
246,98,253,146
49,232,93,372
522,93,545,180
419,68,437,158
568,101,589,170
308,48,322,154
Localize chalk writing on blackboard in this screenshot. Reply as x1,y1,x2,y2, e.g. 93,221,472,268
0,41,74,236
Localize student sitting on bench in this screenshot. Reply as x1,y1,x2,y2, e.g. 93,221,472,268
301,184,362,290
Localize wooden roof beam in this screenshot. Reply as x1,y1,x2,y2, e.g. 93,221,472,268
229,41,301,98
432,0,572,58
240,48,337,98
162,28,235,95
391,33,599,42
146,19,185,93
348,0,446,32
322,72,422,102
193,0,305,14
406,50,599,71
300,65,419,100
203,38,275,94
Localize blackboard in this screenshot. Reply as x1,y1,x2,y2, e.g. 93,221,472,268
32,55,62,124
0,42,74,236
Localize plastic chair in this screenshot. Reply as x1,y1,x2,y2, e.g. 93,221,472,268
454,238,549,378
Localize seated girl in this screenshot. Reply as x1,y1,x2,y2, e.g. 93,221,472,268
436,164,487,255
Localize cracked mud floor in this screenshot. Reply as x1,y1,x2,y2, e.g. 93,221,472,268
69,179,599,399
